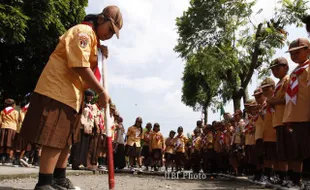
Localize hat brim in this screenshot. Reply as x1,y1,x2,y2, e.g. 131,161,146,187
269,63,287,69
111,22,120,39
286,45,307,53
261,84,273,88
252,92,263,96
249,104,258,107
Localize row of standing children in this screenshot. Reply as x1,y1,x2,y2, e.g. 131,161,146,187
171,37,309,189
0,95,41,168
70,89,126,171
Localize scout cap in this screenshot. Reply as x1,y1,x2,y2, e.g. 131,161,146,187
234,109,242,116
269,57,288,68
249,101,258,107
286,38,310,52
252,87,263,96
100,6,123,39
244,99,255,107
261,77,275,88
84,89,95,96
110,103,116,110
4,99,15,105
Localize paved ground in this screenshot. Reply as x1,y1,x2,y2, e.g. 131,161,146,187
0,165,270,190
0,174,267,190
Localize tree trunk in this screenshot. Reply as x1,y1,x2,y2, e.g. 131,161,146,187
243,86,249,104
233,97,241,111
204,107,208,125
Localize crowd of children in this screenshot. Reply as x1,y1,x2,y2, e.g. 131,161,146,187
0,36,309,190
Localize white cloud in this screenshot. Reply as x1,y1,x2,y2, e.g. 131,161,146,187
109,74,174,93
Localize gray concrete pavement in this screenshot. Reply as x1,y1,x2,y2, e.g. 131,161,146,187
0,174,267,190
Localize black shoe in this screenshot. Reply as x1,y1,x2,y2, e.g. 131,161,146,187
53,178,75,190
34,184,57,190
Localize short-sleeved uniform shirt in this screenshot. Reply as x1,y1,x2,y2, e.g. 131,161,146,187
35,24,98,112
233,119,245,144
126,125,142,147
245,118,256,145
150,131,164,149
272,75,290,127
192,136,202,152
214,131,224,152
142,130,152,146
165,137,175,154
17,106,28,133
254,115,264,140
283,65,309,123
0,107,19,131
263,108,276,142
202,131,214,150
173,134,188,153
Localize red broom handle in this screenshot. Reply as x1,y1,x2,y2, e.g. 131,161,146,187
100,50,115,190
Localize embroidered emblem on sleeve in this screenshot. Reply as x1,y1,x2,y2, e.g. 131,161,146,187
78,33,89,48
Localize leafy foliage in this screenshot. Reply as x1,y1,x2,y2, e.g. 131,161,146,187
0,0,88,105
175,0,308,112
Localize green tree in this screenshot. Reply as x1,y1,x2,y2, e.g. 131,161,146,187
0,0,88,105
175,0,308,112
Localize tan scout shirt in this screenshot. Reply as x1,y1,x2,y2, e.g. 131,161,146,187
272,75,289,127
191,136,202,153
233,119,245,144
283,66,309,123
245,118,256,145
214,132,224,152
17,104,29,133
35,24,98,112
126,125,142,147
80,103,97,134
254,115,264,140
165,137,175,154
263,108,276,142
0,107,19,131
150,131,164,150
173,135,188,153
142,130,152,146
202,131,214,150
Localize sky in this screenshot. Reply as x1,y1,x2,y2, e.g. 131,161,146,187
86,0,309,137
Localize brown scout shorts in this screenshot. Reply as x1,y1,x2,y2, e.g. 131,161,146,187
0,128,16,148
263,142,277,161
275,125,293,161
286,122,310,160
20,92,80,149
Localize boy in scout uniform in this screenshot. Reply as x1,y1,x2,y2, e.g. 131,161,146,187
149,123,164,172
202,125,214,173
0,99,19,164
268,57,291,186
190,128,202,173
165,130,176,171
213,122,226,173
243,100,256,176
283,38,310,188
19,6,123,189
231,110,245,176
126,117,143,171
173,126,188,171
252,88,266,181
260,77,277,183
141,123,152,171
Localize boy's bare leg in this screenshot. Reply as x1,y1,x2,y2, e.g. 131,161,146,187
55,146,70,168
39,146,62,174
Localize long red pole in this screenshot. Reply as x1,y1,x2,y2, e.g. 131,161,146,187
99,49,115,189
